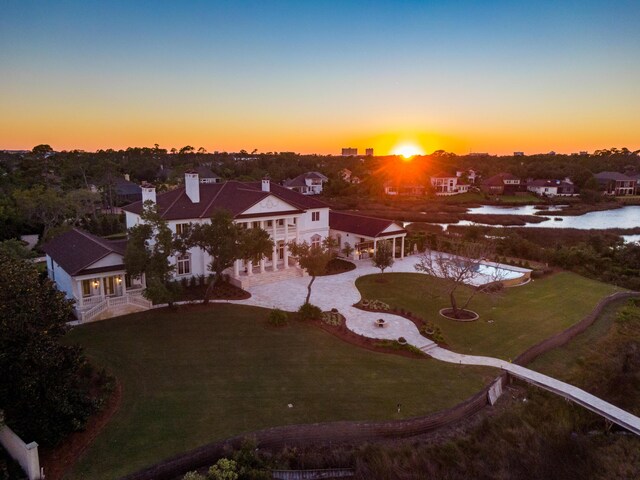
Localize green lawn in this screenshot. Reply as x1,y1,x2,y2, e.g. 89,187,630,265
529,297,630,381
65,305,492,479
356,271,622,359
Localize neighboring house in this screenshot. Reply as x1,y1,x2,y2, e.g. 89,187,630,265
329,211,407,260
594,171,638,196
527,179,576,197
283,172,328,195
339,168,361,184
112,176,143,205
480,173,523,195
383,182,425,196
456,169,478,184
42,229,150,322
430,173,469,196
194,166,222,184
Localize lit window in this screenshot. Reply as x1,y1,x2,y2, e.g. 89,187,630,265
312,211,320,221
177,255,191,276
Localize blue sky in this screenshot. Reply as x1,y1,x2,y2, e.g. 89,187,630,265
2,0,639,153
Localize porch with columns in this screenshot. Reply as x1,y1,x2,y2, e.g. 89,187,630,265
73,271,150,322
228,214,305,289
354,234,406,261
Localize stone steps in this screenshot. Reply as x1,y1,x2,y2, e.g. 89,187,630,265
235,267,305,289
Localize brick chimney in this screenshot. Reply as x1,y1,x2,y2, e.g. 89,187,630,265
185,171,200,203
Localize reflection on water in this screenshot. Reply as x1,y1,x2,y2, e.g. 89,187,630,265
623,234,640,244
463,205,640,231
405,205,640,242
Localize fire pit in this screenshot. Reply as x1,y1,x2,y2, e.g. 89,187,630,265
375,318,386,328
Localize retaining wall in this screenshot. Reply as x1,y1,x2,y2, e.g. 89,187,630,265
0,426,41,480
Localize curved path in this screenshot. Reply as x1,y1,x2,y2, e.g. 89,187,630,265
231,256,640,436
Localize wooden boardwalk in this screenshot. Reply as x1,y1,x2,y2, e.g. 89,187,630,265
425,346,640,435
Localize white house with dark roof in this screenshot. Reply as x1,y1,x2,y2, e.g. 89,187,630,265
283,172,328,195
594,171,637,196
123,173,331,288
44,172,408,317
430,173,469,196
42,229,151,322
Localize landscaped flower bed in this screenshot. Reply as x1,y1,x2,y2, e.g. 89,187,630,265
357,298,391,311
321,310,345,327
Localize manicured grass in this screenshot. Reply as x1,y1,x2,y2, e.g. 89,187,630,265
64,305,492,479
356,271,622,359
529,297,630,382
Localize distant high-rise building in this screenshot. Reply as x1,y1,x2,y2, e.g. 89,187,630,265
365,148,374,156
341,147,358,156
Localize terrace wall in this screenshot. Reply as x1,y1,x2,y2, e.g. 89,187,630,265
0,426,41,480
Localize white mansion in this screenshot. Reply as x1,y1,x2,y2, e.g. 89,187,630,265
44,172,407,321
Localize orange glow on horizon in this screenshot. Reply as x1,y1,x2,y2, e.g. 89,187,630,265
391,142,425,159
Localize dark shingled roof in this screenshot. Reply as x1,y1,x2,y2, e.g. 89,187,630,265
195,166,221,179
284,171,328,188
594,171,635,181
329,211,406,238
122,180,329,220
114,177,143,196
42,228,126,276
481,172,520,186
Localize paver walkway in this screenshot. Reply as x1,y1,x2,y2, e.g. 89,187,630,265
231,255,640,435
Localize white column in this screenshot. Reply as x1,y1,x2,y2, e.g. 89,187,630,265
234,259,240,277
260,258,265,273
121,274,127,295
284,220,289,268
272,219,278,271
247,261,253,276
77,280,84,307
99,277,106,299
373,239,377,256
401,236,405,259
392,237,397,258
295,217,300,242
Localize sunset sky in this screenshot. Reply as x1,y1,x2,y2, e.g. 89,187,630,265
1,0,639,155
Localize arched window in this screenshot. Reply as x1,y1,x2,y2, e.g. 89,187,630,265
311,234,321,248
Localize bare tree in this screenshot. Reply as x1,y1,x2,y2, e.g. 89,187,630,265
414,240,505,319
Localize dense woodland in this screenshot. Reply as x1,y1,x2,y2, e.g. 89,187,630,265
1,144,640,243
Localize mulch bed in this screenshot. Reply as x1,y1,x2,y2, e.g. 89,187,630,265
321,258,357,276
439,308,479,321
39,380,123,480
178,280,250,302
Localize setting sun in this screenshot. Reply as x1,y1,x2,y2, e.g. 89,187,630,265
392,143,425,159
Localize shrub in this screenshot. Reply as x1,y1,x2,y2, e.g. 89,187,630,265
268,309,288,327
298,303,322,321
321,311,344,326
208,458,239,480
182,471,206,480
